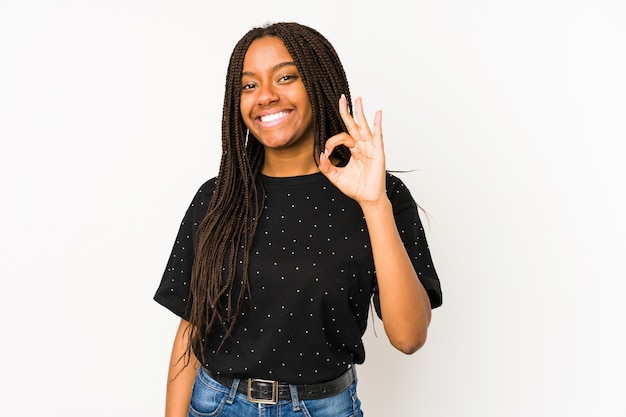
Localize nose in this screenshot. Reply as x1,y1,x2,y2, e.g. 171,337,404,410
257,82,279,106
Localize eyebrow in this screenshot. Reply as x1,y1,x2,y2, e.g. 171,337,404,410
241,61,297,77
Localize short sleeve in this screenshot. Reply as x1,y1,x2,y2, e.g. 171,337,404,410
373,174,443,318
153,179,216,319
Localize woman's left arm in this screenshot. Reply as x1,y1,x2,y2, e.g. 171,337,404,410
360,199,432,354
320,95,431,354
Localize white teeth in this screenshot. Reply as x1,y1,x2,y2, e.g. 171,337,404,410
260,111,288,123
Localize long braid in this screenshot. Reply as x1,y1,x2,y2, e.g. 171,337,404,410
186,22,353,366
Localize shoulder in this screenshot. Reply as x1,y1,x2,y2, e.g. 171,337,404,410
198,177,217,193
385,172,419,214
385,172,413,198
184,177,217,219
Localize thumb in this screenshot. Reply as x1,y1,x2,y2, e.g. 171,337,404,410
318,150,333,175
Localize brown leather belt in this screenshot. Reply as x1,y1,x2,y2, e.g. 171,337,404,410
206,367,355,404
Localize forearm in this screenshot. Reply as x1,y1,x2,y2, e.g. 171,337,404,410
361,199,432,354
165,319,199,417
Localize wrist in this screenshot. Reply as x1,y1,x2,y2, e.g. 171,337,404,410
359,197,392,219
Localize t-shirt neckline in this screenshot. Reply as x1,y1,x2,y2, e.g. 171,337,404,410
260,172,326,186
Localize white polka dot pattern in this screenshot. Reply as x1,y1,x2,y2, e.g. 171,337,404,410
154,172,441,383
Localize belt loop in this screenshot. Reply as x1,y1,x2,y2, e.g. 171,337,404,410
226,378,240,404
289,384,301,411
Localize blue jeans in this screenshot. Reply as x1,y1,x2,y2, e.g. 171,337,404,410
188,367,364,417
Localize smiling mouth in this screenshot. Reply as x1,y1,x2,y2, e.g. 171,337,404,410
258,111,291,123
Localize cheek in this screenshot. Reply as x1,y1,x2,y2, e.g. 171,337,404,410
239,95,252,118
302,105,314,130
239,105,253,129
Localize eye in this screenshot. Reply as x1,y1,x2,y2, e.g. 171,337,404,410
241,82,256,91
278,74,296,82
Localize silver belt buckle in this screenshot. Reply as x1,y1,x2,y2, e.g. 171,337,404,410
247,378,279,404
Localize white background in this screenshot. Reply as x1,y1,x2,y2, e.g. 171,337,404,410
1,0,625,415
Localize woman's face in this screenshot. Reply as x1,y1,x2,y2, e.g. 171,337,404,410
240,36,314,155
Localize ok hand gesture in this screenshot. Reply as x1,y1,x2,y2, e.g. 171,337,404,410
319,95,387,206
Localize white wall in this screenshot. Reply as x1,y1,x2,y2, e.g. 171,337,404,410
1,0,624,415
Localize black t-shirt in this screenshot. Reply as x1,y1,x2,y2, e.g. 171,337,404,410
154,172,442,384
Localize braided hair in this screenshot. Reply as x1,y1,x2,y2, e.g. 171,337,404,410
186,22,354,365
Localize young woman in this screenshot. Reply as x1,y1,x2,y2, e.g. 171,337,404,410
154,22,442,417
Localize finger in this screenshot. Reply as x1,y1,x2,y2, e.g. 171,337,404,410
373,109,383,143
324,132,356,155
338,94,360,138
319,145,346,176
353,97,373,139
319,148,332,173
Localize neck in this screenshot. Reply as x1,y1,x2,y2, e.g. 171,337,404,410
261,153,320,177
